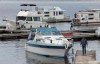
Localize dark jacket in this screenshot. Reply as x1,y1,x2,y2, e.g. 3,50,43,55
80,38,88,46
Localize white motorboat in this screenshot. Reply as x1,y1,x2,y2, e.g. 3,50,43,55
26,27,72,58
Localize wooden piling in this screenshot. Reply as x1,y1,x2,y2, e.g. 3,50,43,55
75,50,96,64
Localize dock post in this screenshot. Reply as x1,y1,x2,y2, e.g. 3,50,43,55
71,39,74,54
64,49,70,64
71,39,75,64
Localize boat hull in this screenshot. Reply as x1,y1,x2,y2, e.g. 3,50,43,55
26,45,66,58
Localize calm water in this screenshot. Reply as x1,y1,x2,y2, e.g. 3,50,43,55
0,39,100,64
0,1,100,64
0,39,27,64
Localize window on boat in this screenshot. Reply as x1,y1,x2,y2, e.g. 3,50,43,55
44,15,49,17
37,12,41,14
33,17,40,21
53,11,56,16
56,11,58,16
59,11,63,15
88,13,94,16
88,18,94,20
40,31,51,35
44,12,49,14
26,17,32,21
40,31,61,35
52,31,61,35
16,16,26,21
82,18,85,20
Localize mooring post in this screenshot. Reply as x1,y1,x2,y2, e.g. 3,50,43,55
64,49,70,64
71,39,75,64
71,39,74,54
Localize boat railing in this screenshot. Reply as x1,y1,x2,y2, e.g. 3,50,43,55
43,16,71,22
34,37,66,46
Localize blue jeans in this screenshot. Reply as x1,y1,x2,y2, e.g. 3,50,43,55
82,45,86,55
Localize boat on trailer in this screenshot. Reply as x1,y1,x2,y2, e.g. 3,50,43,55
26,27,72,58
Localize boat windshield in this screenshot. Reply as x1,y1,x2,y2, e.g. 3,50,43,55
31,27,61,36
38,31,61,35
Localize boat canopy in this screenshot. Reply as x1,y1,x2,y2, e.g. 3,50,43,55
20,4,36,6
31,27,57,32
17,11,40,17
16,10,42,21
30,27,61,35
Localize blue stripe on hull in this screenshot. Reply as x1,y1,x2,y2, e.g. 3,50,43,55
27,44,65,49
26,51,64,58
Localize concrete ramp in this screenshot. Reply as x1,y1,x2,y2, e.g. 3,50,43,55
75,50,96,64
88,61,100,64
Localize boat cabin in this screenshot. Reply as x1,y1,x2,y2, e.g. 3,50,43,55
16,6,67,29
16,10,42,22
31,27,61,35
74,9,100,23
35,7,65,21
17,6,67,22
16,10,47,29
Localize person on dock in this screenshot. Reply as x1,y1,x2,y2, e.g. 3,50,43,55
80,37,88,56
70,22,73,30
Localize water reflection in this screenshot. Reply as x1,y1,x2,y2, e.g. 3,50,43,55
26,47,74,64
0,39,27,64
26,51,65,64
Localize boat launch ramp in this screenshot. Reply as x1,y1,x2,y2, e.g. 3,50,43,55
74,50,100,64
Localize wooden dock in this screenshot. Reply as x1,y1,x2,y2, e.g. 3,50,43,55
75,50,100,64
0,29,30,40
0,29,29,33
0,33,29,39
73,32,97,38
0,29,99,41
64,32,99,41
